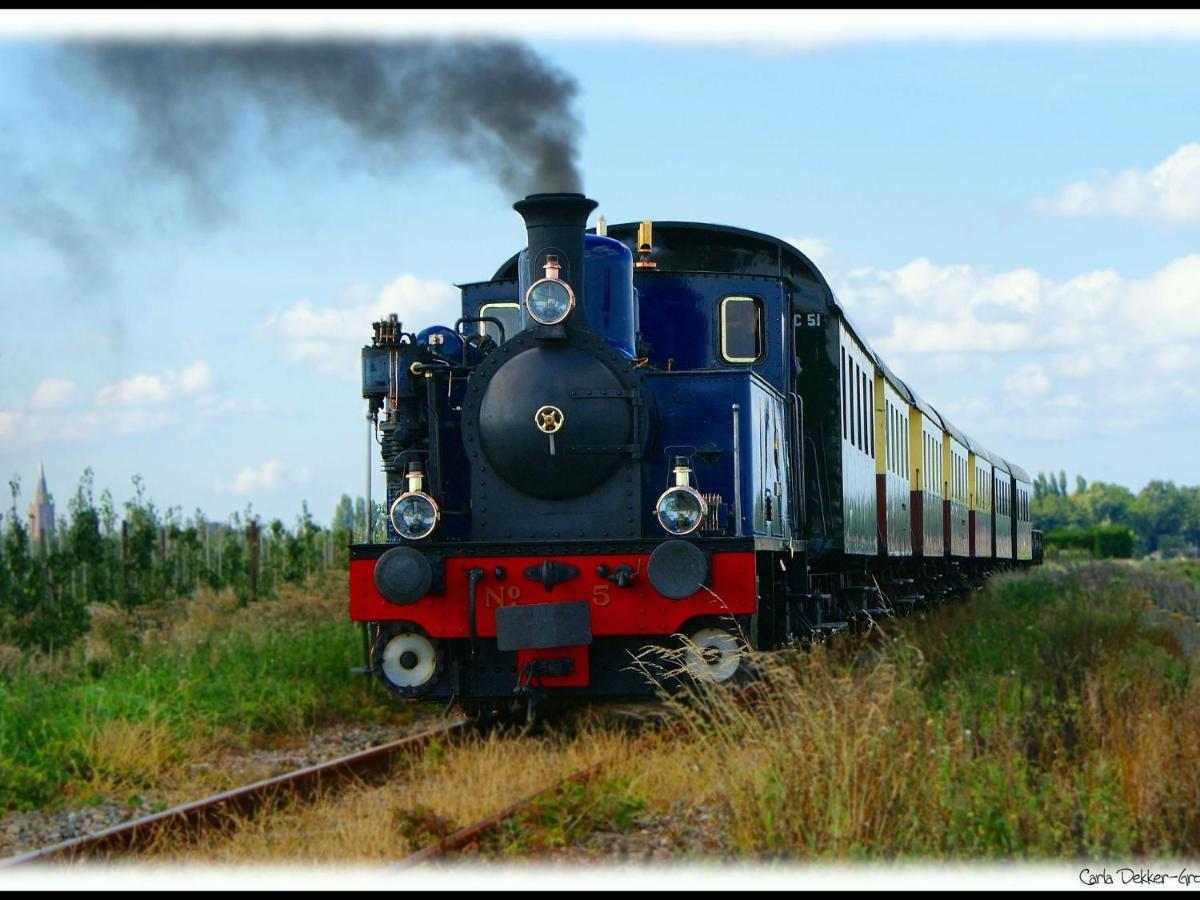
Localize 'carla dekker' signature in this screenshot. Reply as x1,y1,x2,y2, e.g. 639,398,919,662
1080,868,1200,886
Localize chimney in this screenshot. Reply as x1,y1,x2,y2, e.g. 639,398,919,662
513,192,598,326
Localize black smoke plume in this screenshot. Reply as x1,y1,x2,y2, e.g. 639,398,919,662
77,39,583,210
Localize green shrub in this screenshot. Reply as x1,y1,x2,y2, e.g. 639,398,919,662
0,575,399,811
1044,525,1135,559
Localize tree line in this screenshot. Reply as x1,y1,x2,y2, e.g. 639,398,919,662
1,468,378,654
4,466,1195,652
1033,472,1199,558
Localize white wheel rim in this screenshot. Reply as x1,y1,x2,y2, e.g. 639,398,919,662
684,627,741,683
380,633,437,689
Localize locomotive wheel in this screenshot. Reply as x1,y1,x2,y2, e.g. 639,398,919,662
460,698,531,730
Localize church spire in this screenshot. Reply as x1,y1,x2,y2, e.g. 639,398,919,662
28,461,55,553
34,460,48,505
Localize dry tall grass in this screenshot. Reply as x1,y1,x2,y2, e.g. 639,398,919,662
147,723,639,864
629,563,1200,859
99,562,1200,863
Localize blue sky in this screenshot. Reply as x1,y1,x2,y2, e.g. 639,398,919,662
2,24,1199,525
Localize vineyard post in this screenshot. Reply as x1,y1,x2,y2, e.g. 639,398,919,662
248,520,259,603
121,519,129,601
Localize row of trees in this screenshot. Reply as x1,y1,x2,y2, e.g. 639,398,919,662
5,465,1195,651
1,468,376,653
1032,472,1200,557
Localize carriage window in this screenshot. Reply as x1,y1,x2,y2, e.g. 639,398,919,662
884,405,889,469
720,296,764,363
897,411,903,475
860,370,867,451
869,380,875,457
852,360,860,448
887,404,894,472
856,366,864,449
478,302,520,345
892,407,897,473
841,349,847,441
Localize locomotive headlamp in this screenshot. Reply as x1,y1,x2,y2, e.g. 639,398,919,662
525,255,575,325
389,463,440,540
655,456,708,536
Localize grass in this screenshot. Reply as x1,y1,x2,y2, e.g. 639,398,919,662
18,559,1199,864
0,572,405,812
1151,557,1200,589
141,723,637,863
637,561,1200,860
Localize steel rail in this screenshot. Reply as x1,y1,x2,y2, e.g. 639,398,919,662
397,759,607,866
1,719,467,867
395,701,695,867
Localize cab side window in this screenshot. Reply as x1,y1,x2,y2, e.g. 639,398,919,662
720,296,764,363
478,302,520,345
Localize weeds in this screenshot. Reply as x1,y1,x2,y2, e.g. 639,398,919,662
636,561,1200,860
487,778,647,856
0,571,400,811
11,560,1198,864
143,724,638,863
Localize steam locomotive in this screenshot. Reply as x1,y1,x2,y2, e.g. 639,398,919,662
348,193,1041,709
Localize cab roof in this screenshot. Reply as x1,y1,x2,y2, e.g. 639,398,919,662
494,220,833,297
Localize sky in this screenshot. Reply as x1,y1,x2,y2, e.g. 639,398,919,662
2,13,1199,526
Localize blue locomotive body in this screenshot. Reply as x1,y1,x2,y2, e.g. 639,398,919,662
350,193,1040,710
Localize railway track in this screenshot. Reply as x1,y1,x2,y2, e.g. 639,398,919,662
4,662,807,866
395,604,982,865
397,759,609,865
0,719,468,867
396,704,690,865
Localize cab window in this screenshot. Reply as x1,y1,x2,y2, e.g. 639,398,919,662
478,302,520,345
720,296,764,363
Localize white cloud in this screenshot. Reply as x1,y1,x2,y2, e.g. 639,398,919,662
230,460,283,496
924,353,968,374
178,361,213,395
1128,255,1200,342
260,274,459,378
1154,344,1197,373
0,407,171,446
1035,143,1200,223
1051,346,1126,379
786,236,831,264
1172,379,1200,401
95,373,170,408
1050,394,1086,409
218,459,310,496
834,254,1200,358
94,362,216,408
1004,363,1050,398
0,360,229,450
822,247,1200,451
30,378,77,410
